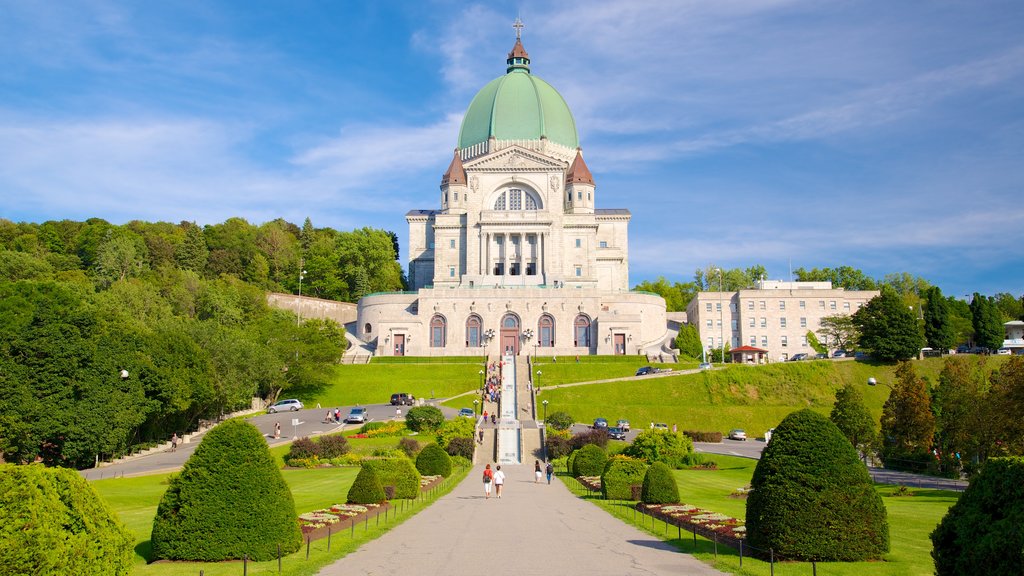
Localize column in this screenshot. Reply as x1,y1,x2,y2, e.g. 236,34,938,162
519,233,525,281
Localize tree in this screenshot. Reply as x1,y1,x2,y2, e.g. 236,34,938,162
817,314,859,352
415,443,453,477
622,429,695,469
347,465,386,504
880,362,936,471
151,420,302,561
0,464,134,575
600,456,648,500
923,286,955,351
829,383,876,457
853,286,924,361
175,221,208,273
933,356,988,473
931,457,1024,575
970,294,1005,351
673,324,703,359
991,292,1024,322
794,266,878,290
545,410,574,431
405,406,444,432
746,409,889,561
639,461,679,504
633,276,697,312
988,356,1024,456
94,232,149,287
571,444,607,477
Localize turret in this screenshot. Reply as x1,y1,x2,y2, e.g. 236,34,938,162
440,148,468,213
565,148,595,214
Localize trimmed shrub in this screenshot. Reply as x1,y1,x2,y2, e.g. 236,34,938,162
416,443,453,477
405,406,444,432
746,409,889,562
0,464,133,575
623,429,695,468
398,436,421,458
566,451,577,475
363,457,421,499
347,465,386,504
572,444,607,477
435,417,475,450
683,430,723,443
446,436,475,460
318,434,349,458
640,462,680,504
601,456,649,500
931,457,1024,575
545,434,572,460
450,455,472,469
286,436,318,460
546,410,575,431
570,428,609,451
151,420,301,561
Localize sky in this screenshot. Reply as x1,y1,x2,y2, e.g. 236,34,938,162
1,1,1022,298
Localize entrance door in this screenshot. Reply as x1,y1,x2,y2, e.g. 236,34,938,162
393,334,405,356
500,314,520,356
614,333,626,355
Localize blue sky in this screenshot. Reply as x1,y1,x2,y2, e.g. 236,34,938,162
2,1,1022,298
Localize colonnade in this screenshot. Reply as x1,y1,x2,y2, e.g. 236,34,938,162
481,231,546,279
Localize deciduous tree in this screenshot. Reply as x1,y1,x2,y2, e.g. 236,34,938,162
880,362,935,471
853,286,924,361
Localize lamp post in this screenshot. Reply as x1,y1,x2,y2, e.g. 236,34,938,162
715,267,725,363
474,398,479,417
478,369,484,390
536,369,542,389
297,261,307,326
542,399,548,422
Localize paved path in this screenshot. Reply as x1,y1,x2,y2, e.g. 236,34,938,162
315,463,725,576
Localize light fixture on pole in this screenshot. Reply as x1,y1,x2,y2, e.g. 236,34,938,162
297,261,307,326
478,369,484,390
542,399,548,422
536,369,542,389
474,398,479,416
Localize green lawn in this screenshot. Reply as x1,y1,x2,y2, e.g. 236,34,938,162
295,362,486,407
566,454,959,576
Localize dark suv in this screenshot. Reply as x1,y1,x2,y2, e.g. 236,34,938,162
390,393,415,406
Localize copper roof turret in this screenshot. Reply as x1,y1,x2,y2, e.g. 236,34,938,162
566,148,594,185
441,148,467,186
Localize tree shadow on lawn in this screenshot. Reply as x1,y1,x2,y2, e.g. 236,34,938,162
135,540,153,563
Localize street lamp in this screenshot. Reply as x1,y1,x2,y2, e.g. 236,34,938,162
536,369,542,389
478,369,484,390
297,261,307,326
474,398,479,416
542,399,548,422
714,267,725,364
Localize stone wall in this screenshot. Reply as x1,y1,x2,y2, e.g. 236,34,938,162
266,293,358,326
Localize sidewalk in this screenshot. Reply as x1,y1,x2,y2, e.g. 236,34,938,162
316,463,725,576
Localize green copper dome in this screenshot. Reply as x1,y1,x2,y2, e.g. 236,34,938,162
457,39,579,151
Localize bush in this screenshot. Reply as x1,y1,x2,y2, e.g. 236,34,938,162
317,434,349,459
746,409,889,562
641,462,680,504
405,406,444,432
151,420,302,561
363,457,421,499
347,465,386,504
450,455,472,469
931,457,1024,575
572,444,607,477
446,436,475,460
623,429,695,468
416,444,453,477
398,436,421,458
683,430,723,443
545,434,572,460
286,436,318,460
566,451,577,475
570,428,609,451
357,421,406,437
546,410,575,431
601,456,648,500
0,464,133,575
435,417,475,450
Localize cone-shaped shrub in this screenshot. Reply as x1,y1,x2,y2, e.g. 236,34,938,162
0,464,134,575
931,457,1024,575
572,444,607,477
363,457,421,499
601,456,649,500
746,409,889,561
566,450,577,474
416,443,453,477
151,420,301,561
640,462,680,504
347,465,386,504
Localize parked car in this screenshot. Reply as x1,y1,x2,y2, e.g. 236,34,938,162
653,423,669,431
592,417,609,429
344,407,367,424
616,419,631,431
832,350,847,358
267,399,303,413
458,408,475,418
390,393,415,406
789,353,808,361
698,362,713,370
606,427,627,441
728,429,747,441
815,353,828,359
635,366,656,376
996,348,1012,355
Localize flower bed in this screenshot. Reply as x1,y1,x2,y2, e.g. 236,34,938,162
577,476,602,491
640,503,746,546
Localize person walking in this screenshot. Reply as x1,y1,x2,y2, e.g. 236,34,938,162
545,461,554,484
274,422,281,439
493,465,506,498
534,460,542,483
170,433,178,452
482,464,494,499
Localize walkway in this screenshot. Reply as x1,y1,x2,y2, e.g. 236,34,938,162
316,463,725,576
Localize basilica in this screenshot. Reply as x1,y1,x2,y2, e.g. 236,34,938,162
355,27,669,358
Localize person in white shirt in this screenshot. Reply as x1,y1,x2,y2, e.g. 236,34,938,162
493,465,506,498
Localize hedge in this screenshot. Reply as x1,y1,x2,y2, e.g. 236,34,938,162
446,436,475,460
683,430,723,443
363,457,421,499
416,444,453,477
0,464,134,575
572,444,607,477
347,465,386,504
601,456,649,500
622,429,694,468
151,420,302,561
405,406,444,432
641,462,680,504
746,409,889,561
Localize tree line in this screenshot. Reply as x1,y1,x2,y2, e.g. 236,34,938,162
0,216,404,468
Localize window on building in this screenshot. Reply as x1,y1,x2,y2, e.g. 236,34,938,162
509,189,522,210
716,319,722,328
577,191,582,201
748,301,754,310
799,300,806,309
843,302,850,311
800,317,807,328
716,302,722,312
780,318,787,328
575,266,582,277
830,301,837,310
761,336,768,347
364,323,372,334
449,266,455,278
801,335,808,347
760,317,767,328
539,315,555,347
731,319,738,330
449,239,455,249
706,303,713,312
781,336,788,347
819,300,826,309
706,319,713,328
574,315,591,347
599,241,607,248
575,238,581,248
430,315,446,348
709,337,716,349
492,188,539,211
760,301,766,310
749,335,756,346
779,301,786,310
749,317,755,328
466,315,482,347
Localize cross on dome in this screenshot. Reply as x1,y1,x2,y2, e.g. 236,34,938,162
513,16,524,40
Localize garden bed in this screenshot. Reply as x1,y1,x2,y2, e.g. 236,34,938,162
639,503,746,547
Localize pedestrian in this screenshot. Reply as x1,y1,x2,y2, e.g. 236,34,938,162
324,410,333,423
483,464,494,499
170,433,178,452
491,413,496,425
534,460,542,483
334,408,341,422
493,465,506,498
478,429,484,444
672,423,677,433
575,355,579,363
545,461,554,484
274,422,281,439
483,409,488,421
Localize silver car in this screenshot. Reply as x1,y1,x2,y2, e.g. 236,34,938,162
346,407,367,424
267,399,303,413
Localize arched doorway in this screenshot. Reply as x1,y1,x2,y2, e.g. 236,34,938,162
500,313,520,356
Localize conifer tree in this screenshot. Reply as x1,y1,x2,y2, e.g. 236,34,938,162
923,286,954,350
880,361,935,470
830,383,877,457
970,293,1005,351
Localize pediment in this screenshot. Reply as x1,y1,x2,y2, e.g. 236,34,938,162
465,146,567,173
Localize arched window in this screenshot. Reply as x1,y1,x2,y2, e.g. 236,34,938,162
503,315,519,329
364,323,372,334
574,315,591,347
466,315,482,347
493,188,540,211
539,314,555,347
430,315,447,348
